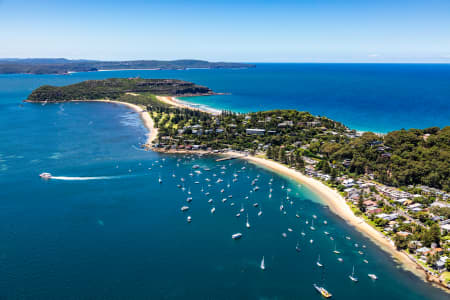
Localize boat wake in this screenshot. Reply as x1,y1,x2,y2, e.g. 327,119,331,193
50,175,122,181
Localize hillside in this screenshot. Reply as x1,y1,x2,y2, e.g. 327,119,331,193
26,78,215,102
0,58,255,74
26,79,450,192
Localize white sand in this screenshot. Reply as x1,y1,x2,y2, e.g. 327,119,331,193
240,155,430,281
156,96,221,115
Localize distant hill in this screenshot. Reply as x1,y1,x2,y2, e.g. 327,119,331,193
26,78,215,102
0,58,255,74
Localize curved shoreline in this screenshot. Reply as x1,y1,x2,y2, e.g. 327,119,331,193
27,97,448,292
144,96,448,292
87,100,158,145
26,99,158,145
155,148,448,291
241,156,427,277
156,96,222,115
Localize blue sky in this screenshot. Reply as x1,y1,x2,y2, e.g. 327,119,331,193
1,0,450,62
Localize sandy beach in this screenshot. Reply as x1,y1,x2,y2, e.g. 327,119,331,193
156,96,221,115
240,155,430,278
157,147,434,285
145,100,435,286
28,96,445,290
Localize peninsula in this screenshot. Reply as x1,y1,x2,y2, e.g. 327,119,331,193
0,58,255,75
27,78,450,290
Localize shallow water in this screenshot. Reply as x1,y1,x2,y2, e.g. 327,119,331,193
0,71,448,299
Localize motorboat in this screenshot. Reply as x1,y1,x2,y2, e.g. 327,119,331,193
313,284,332,298
232,233,243,240
39,172,52,179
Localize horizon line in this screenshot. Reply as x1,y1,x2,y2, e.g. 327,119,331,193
1,57,450,64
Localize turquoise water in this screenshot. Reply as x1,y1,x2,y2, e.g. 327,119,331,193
0,68,448,299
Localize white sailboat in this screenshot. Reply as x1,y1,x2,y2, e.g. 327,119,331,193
349,265,358,282
260,256,265,270
333,244,340,254
316,255,323,267
246,214,251,228
258,208,263,216
310,219,315,231
296,241,301,252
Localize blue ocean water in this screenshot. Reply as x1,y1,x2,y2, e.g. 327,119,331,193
0,67,448,299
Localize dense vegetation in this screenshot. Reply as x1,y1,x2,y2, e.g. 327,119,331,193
26,78,214,102
147,102,449,192
27,79,450,192
320,128,450,191
0,58,254,74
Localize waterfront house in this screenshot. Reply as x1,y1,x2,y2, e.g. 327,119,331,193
416,247,431,255
343,178,355,188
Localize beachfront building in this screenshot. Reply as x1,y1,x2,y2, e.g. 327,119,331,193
246,128,265,135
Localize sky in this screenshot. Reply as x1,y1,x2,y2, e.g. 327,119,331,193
1,0,450,62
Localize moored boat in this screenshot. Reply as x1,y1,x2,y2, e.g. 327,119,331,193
232,233,243,240
313,284,332,298
260,256,265,270
349,265,358,282
316,255,323,267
